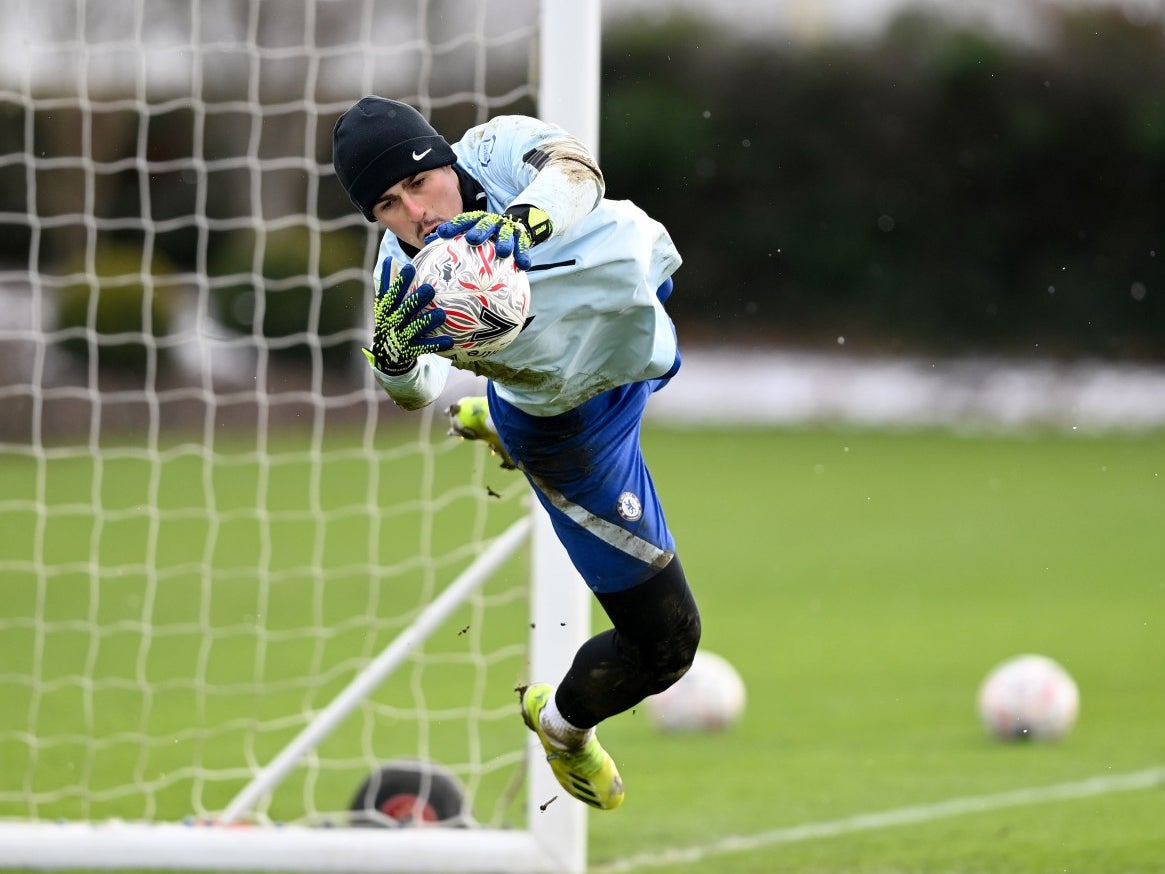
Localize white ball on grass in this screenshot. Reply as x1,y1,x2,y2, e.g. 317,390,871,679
646,650,746,733
977,653,1079,741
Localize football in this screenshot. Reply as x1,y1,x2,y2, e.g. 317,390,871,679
408,234,530,364
645,650,746,733
977,653,1080,741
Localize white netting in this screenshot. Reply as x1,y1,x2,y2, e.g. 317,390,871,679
0,0,546,833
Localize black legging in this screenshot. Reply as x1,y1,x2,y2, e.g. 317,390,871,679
554,556,701,729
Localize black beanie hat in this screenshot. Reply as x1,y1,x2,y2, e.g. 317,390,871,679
332,97,457,221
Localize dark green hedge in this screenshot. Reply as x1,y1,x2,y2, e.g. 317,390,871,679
55,241,180,373
600,8,1165,360
209,225,367,364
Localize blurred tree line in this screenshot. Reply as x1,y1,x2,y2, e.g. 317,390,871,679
6,4,1162,371
601,7,1165,360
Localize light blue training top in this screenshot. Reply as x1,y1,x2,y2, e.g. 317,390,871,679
368,114,682,417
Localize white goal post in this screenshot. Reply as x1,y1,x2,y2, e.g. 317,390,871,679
0,1,599,872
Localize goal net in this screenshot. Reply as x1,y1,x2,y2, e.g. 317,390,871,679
0,1,598,871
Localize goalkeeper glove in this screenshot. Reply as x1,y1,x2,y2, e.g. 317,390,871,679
361,257,453,374
432,205,552,271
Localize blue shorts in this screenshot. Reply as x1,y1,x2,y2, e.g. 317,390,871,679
487,377,676,594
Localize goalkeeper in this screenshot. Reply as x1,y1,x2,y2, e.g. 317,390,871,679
333,97,700,811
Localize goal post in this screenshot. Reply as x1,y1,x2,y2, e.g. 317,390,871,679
0,0,600,872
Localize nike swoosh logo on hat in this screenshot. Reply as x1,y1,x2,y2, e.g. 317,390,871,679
412,148,433,161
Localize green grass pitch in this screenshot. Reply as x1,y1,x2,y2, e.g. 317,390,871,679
591,425,1165,874
1,423,1162,873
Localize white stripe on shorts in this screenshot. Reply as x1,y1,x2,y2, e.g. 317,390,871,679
526,472,674,571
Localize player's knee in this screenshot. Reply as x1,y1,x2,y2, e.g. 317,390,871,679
629,582,699,699
598,556,702,696
636,595,701,696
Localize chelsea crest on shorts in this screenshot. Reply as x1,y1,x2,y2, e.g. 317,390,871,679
616,491,642,522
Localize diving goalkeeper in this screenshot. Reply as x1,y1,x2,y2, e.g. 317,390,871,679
332,96,701,811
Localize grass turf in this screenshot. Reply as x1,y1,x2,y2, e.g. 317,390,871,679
590,425,1165,873
1,423,1162,873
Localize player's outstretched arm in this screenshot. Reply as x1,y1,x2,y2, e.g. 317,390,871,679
362,256,453,375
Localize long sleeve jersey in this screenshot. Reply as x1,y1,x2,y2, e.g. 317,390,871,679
368,114,682,417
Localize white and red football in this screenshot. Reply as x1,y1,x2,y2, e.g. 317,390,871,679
408,234,530,364
977,653,1080,741
645,650,747,733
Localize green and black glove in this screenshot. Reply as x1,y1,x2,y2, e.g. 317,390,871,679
432,206,552,271
361,257,453,374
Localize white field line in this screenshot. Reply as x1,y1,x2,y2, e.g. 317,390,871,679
590,766,1165,873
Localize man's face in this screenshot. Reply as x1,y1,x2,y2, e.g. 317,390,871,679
371,165,462,249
